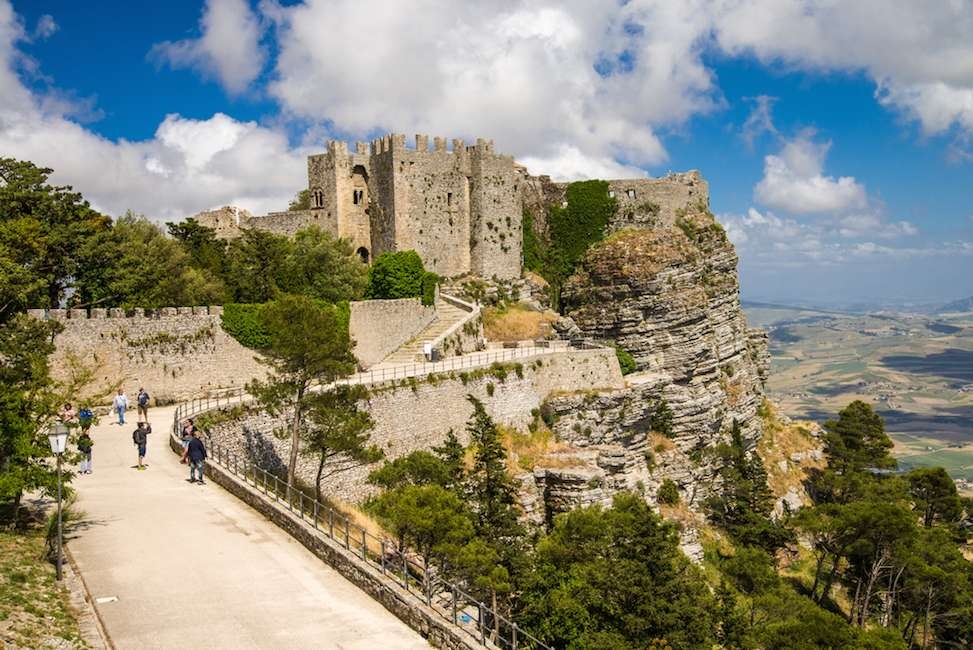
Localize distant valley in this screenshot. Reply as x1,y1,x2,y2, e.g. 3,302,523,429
744,300,973,494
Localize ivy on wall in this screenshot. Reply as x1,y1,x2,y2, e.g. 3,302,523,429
523,180,616,311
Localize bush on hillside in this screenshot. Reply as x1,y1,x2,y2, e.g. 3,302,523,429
366,251,427,300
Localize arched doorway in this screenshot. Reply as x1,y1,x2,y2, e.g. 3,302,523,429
356,247,370,264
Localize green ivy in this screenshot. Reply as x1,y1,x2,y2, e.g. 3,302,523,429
522,180,616,311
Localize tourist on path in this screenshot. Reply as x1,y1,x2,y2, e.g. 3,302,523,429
113,390,129,425
78,431,93,474
60,402,76,425
132,421,151,470
136,387,150,421
182,430,207,484
180,419,197,455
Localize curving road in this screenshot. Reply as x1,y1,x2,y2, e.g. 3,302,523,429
69,405,429,650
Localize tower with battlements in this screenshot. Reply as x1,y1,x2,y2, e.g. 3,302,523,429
307,133,524,279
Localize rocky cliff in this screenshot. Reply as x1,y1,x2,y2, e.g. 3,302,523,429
526,201,770,534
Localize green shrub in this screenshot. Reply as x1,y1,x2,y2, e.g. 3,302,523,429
420,271,438,306
366,250,427,300
612,344,637,375
221,303,270,349
657,479,680,505
651,399,675,438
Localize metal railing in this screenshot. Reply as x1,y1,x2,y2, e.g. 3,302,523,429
171,396,550,650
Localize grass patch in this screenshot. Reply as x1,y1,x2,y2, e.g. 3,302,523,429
499,423,573,472
482,302,557,341
0,523,88,647
756,400,825,499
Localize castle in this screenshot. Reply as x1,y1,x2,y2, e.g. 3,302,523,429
195,133,709,280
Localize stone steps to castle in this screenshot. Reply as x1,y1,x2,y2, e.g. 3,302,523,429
376,302,470,366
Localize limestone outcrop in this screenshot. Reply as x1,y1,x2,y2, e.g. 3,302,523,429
527,203,770,523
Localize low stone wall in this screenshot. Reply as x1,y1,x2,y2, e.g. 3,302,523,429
165,431,480,650
206,348,624,503
33,307,266,405
350,298,436,368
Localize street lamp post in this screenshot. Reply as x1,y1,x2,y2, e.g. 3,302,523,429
47,422,69,581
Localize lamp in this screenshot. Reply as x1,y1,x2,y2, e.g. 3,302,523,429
47,420,69,581
47,422,69,455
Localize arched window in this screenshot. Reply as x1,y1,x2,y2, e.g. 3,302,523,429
356,247,370,264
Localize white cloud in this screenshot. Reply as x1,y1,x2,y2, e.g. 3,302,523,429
754,131,867,214
519,145,648,181
712,0,973,140
741,95,777,149
150,0,265,95
33,14,56,40
0,1,305,220
264,0,723,172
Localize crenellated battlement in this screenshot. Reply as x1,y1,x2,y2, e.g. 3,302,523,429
29,306,224,321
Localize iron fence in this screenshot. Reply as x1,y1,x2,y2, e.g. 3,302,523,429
170,360,563,648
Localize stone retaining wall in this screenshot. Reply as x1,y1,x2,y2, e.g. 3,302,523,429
34,306,265,405
350,298,436,368
206,348,624,503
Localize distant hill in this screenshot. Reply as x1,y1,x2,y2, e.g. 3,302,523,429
937,296,973,314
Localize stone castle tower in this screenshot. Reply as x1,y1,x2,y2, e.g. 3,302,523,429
193,132,709,282
308,133,524,279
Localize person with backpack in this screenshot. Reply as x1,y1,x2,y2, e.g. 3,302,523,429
132,421,151,470
78,431,93,474
113,390,129,426
182,430,207,484
136,387,150,421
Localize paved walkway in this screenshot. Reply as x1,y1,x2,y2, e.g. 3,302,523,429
69,405,428,650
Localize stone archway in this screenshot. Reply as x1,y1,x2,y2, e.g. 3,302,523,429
356,247,370,264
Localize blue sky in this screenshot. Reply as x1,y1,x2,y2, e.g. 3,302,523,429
2,0,972,306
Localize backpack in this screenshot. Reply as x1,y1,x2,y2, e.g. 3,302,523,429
138,391,150,407
78,436,93,453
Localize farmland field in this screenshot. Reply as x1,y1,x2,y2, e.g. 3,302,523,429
744,304,973,494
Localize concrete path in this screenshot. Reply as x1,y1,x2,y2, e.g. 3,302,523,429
69,405,428,650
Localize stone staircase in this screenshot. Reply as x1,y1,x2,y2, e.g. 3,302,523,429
375,300,470,367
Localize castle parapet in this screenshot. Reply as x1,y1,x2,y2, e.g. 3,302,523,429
433,136,447,152
415,134,429,152
355,141,368,154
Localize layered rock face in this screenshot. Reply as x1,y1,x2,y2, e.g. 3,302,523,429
528,205,769,525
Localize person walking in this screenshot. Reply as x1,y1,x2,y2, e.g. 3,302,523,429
78,431,93,474
113,390,129,426
182,430,207,484
132,421,151,470
78,405,95,434
136,387,150,421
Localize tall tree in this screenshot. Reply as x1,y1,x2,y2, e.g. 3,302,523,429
0,315,63,520
302,384,382,503
907,467,963,529
249,295,356,498
74,214,227,307
0,158,109,308
166,217,228,278
224,229,291,302
278,227,368,303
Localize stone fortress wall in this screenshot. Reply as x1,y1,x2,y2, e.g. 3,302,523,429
206,347,625,503
32,306,265,405
35,297,438,404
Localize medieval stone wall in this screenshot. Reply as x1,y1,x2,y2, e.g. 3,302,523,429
469,142,523,279
33,307,266,405
349,298,436,368
205,347,624,503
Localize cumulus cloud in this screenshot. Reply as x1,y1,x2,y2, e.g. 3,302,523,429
712,0,973,141
264,0,723,177
150,0,265,95
0,1,305,220
754,131,867,214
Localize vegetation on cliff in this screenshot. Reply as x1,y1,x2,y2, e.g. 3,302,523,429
523,179,616,310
